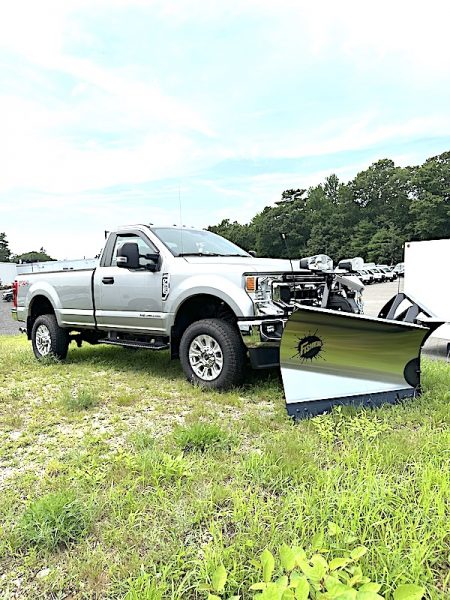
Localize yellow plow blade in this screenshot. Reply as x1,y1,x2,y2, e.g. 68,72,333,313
280,305,430,418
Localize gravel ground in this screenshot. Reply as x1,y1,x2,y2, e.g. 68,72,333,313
361,278,402,317
0,299,21,335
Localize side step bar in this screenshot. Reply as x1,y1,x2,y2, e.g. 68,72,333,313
98,338,169,351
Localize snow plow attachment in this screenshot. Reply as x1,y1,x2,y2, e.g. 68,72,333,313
280,304,432,419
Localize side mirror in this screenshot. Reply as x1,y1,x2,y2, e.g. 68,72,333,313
141,252,160,272
248,250,257,257
117,242,140,269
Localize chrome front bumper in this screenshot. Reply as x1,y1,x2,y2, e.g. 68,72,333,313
238,318,287,349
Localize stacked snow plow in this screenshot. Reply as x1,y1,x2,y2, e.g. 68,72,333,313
280,293,442,418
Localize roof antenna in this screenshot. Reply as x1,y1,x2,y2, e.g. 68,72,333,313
179,182,184,255
280,232,294,274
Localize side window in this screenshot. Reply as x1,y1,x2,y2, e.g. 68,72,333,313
110,234,157,268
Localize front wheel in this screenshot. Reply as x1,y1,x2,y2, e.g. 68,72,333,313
179,318,246,390
31,314,70,360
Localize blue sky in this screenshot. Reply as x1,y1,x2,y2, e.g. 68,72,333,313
1,0,450,258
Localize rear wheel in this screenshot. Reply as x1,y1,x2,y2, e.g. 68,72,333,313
31,314,69,360
179,318,246,390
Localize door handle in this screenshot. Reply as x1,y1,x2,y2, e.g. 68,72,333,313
102,277,115,284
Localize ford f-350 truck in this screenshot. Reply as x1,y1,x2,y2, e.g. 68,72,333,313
12,225,363,389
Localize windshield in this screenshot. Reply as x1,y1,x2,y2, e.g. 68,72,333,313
151,227,250,257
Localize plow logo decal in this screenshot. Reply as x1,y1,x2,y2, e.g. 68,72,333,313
293,332,324,362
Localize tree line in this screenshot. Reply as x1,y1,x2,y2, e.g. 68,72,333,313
0,234,53,263
208,151,450,264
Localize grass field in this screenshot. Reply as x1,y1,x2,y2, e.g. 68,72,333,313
0,336,449,599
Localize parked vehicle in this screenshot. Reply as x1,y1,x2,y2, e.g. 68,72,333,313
377,266,397,281
337,257,364,272
2,288,13,302
356,270,372,285
12,225,364,390
366,268,383,283
394,262,405,277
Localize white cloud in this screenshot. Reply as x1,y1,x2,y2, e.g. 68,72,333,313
1,0,450,258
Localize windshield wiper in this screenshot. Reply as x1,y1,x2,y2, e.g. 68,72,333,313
178,252,248,257
178,252,223,257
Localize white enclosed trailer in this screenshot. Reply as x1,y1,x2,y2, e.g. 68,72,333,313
403,239,450,341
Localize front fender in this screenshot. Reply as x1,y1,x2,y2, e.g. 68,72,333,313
167,274,253,319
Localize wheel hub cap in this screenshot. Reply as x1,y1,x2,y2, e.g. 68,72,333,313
189,334,224,381
35,324,51,356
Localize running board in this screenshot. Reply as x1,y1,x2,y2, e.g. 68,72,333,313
280,305,430,419
98,338,169,350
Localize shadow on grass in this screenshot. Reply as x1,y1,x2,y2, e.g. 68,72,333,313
64,343,283,395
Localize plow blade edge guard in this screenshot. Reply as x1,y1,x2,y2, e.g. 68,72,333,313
280,306,429,419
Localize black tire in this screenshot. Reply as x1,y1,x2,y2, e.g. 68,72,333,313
327,294,358,313
31,314,70,360
179,318,246,390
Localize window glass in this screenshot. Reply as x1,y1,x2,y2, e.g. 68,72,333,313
111,234,157,268
152,227,249,257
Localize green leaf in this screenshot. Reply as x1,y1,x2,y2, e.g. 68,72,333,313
311,554,329,577
281,590,295,600
311,531,325,551
328,522,341,537
355,592,384,600
280,544,297,572
228,596,240,600
250,583,268,591
198,583,211,591
260,582,285,600
292,547,307,567
324,575,350,596
335,590,357,600
294,576,310,600
208,595,222,600
275,576,289,589
345,535,358,544
329,557,351,571
262,549,276,584
349,567,363,586
393,584,426,600
358,584,381,593
212,565,227,593
350,547,368,561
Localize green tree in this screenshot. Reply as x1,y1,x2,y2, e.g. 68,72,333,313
367,226,403,264
15,248,54,263
252,194,311,258
409,151,450,239
0,232,11,262
207,219,256,252
349,220,377,259
351,159,412,232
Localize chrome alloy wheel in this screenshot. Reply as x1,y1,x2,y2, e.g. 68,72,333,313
188,334,224,381
35,324,52,356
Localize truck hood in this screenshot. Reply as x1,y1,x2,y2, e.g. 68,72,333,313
181,256,308,274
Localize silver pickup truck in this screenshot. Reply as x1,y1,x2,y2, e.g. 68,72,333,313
12,224,363,389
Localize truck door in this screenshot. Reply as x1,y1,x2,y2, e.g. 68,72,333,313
94,231,164,333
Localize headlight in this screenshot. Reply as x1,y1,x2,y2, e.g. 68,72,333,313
244,275,273,303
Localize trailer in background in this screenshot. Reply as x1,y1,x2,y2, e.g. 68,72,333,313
404,239,450,343
0,262,18,287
